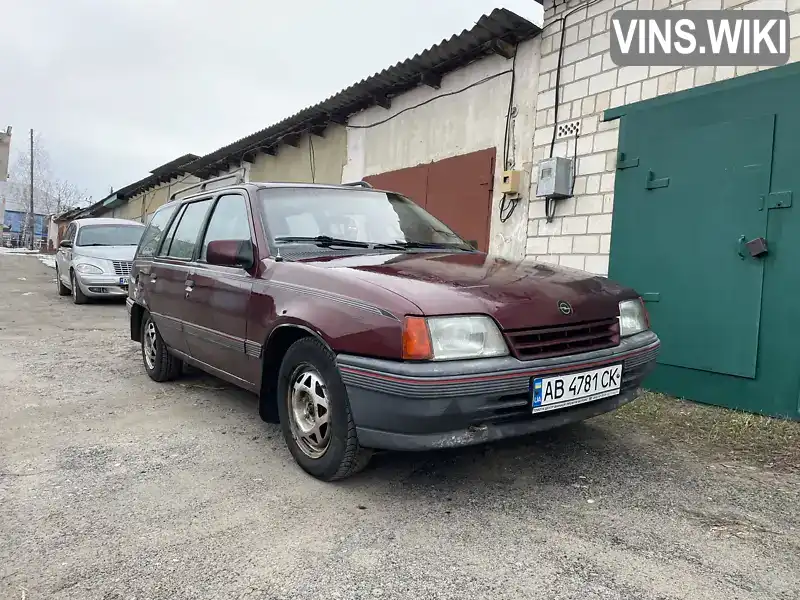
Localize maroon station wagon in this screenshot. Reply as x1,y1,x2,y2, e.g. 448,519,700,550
126,178,660,481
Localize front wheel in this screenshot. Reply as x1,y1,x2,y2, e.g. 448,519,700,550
141,313,182,382
71,271,87,304
277,337,372,481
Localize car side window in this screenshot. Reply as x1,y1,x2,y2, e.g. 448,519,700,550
65,223,76,242
200,194,252,262
162,199,213,260
137,204,178,258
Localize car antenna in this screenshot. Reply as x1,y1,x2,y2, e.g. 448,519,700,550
274,245,284,262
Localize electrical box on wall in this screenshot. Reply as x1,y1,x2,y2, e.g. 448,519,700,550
500,170,523,194
535,157,573,199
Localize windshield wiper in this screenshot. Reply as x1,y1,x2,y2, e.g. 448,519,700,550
395,241,475,251
274,236,405,251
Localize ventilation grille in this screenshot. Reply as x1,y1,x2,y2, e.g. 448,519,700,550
556,120,581,139
113,261,132,276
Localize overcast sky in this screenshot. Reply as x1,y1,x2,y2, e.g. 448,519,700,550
1,1,543,204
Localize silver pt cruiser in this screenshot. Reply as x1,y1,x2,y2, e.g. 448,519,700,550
55,217,145,304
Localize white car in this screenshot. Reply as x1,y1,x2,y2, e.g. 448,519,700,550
55,217,145,304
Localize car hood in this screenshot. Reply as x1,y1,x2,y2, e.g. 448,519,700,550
306,252,637,330
73,246,138,261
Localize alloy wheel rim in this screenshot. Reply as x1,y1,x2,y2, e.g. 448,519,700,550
71,274,77,300
143,320,157,370
288,366,331,459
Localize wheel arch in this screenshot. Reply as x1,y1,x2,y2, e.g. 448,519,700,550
258,322,335,423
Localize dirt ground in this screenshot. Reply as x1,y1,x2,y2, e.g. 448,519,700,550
1,253,798,600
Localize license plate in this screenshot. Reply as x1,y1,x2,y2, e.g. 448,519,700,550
119,277,129,285
532,364,622,414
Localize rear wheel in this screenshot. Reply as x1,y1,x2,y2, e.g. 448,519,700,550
71,271,87,304
141,313,182,382
55,266,70,296
277,337,371,481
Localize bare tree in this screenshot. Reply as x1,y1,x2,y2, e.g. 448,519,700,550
5,133,89,247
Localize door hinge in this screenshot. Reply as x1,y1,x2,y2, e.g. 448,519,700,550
616,153,639,170
767,191,792,210
645,170,670,190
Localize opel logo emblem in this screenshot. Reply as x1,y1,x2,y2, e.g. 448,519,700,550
558,300,572,315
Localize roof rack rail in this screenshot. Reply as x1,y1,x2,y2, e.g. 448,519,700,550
169,169,248,203
342,180,373,189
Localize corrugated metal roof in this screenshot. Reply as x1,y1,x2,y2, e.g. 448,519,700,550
187,8,540,178
150,153,200,176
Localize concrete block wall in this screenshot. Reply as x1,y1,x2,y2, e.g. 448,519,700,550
527,0,800,275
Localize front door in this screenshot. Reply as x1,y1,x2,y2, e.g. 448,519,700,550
612,114,775,379
56,222,76,285
150,197,214,355
182,193,259,386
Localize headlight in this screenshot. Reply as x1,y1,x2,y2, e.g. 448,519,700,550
403,315,508,361
75,263,103,275
619,299,649,337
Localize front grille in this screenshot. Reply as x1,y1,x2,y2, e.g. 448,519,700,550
112,261,132,276
505,318,620,360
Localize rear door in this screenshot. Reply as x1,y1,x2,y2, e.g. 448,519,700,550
183,192,259,386
133,202,179,323
149,198,214,355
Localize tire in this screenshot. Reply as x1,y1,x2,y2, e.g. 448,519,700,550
71,271,87,304
55,266,70,296
140,312,182,382
277,337,372,481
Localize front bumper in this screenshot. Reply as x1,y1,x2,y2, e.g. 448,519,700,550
337,331,660,451
76,273,129,297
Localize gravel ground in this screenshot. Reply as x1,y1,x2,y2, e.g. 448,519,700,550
1,254,798,600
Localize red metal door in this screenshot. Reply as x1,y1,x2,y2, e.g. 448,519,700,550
426,148,495,252
362,148,496,252
364,164,428,209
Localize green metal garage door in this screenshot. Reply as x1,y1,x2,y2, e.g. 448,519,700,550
605,63,800,420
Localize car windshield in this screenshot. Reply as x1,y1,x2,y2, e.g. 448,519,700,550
76,224,145,247
258,188,474,251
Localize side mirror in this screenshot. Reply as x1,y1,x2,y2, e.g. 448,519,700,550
206,239,255,270
60,239,73,249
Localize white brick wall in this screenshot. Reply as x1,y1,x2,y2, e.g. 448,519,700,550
528,0,800,275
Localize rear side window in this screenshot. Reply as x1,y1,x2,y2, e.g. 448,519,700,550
161,199,213,260
137,204,177,258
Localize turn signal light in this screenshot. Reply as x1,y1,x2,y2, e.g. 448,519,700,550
402,316,433,360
